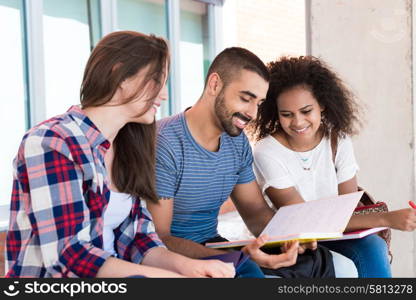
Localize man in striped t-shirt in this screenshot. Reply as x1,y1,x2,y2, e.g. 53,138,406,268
148,47,357,278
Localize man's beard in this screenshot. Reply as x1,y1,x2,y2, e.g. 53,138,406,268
214,91,251,137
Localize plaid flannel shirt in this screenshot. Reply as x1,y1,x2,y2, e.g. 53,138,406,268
6,105,165,278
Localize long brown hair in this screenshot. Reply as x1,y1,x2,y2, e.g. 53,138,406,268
80,30,169,203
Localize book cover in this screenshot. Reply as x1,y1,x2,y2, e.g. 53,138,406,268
206,232,343,249
201,251,250,268
320,227,388,242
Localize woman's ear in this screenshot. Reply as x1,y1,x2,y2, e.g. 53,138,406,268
112,62,126,90
119,79,126,91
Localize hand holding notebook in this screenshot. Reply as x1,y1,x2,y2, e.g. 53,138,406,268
207,191,364,249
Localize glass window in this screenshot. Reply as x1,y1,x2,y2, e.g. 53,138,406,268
88,0,102,48
117,0,167,37
179,0,210,111
0,0,27,206
117,0,169,118
43,0,97,118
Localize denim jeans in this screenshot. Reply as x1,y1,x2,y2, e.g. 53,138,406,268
321,235,391,278
235,258,265,278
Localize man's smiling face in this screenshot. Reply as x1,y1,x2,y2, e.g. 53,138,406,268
214,69,269,137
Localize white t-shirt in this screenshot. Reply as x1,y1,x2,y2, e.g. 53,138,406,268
253,135,359,202
103,190,134,256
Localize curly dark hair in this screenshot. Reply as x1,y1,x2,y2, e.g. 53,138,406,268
249,56,361,141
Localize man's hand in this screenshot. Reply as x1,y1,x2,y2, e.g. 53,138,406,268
241,235,299,269
296,240,317,254
180,259,235,278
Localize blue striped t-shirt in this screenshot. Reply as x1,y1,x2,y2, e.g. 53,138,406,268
155,112,256,243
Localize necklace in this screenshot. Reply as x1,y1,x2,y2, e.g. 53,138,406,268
294,150,314,171
286,138,315,171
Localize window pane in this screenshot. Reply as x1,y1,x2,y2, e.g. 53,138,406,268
117,0,167,37
179,0,210,111
89,0,102,47
117,0,169,119
43,0,94,118
0,0,27,206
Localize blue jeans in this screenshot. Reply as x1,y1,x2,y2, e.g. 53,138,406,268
321,235,391,278
235,258,265,278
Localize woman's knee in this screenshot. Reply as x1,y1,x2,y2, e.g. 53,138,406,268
357,235,388,254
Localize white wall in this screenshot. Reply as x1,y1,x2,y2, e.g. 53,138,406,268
309,0,415,276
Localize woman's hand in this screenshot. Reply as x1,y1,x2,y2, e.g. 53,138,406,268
241,235,299,269
180,258,235,278
383,208,416,231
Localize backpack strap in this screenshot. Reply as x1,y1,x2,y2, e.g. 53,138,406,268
330,132,338,165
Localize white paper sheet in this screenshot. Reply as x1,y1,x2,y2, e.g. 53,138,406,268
260,191,364,237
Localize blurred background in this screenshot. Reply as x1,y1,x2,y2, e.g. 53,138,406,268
0,0,415,277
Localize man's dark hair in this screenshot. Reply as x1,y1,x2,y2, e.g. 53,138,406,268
205,47,269,87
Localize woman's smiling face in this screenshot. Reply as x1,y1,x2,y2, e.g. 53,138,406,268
276,86,324,143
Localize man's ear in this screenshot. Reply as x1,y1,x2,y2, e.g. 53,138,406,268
206,72,223,96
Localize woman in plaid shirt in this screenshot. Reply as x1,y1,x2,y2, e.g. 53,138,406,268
6,31,235,278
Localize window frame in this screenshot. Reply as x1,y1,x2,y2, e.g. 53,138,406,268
22,0,222,121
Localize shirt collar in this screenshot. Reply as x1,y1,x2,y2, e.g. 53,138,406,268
67,105,110,150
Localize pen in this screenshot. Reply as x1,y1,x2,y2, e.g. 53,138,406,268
409,201,416,209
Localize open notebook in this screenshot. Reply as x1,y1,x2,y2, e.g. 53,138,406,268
206,191,364,249
319,227,388,242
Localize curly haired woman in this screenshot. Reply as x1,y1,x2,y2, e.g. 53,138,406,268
249,56,416,277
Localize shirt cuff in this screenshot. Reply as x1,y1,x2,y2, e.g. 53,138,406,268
262,176,295,193
337,164,359,184
236,170,256,185
61,245,113,278
131,232,167,264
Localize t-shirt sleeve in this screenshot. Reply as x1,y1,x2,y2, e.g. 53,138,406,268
236,135,256,184
155,135,178,199
335,136,359,184
253,146,295,192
